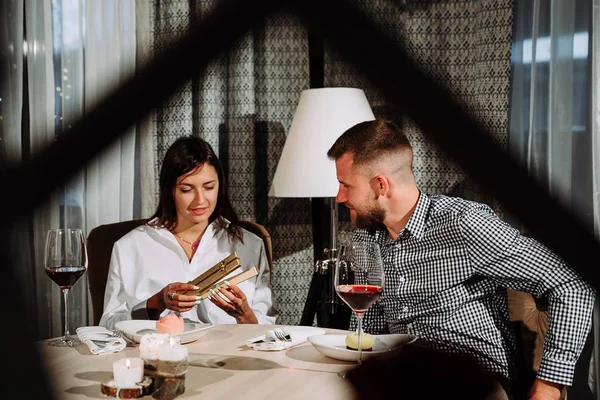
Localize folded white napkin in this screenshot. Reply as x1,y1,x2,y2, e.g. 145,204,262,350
76,326,127,355
247,327,326,351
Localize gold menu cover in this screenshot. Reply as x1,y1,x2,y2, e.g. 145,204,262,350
195,266,259,300
181,252,241,296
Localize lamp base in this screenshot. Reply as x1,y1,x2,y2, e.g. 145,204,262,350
317,299,351,329
300,264,351,329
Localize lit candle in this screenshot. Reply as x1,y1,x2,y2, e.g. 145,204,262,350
112,357,144,387
158,335,188,362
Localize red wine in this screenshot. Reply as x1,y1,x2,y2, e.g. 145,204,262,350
336,284,383,313
45,266,86,289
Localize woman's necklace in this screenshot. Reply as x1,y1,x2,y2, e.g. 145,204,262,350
175,234,200,251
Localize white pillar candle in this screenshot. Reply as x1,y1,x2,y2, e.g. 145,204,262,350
112,357,144,387
158,335,188,362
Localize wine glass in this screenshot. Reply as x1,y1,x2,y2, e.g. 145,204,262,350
44,228,88,347
334,241,384,374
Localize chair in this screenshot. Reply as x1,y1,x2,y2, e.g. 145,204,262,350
86,218,273,326
507,289,568,400
237,220,273,267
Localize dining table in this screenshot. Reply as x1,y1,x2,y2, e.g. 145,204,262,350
37,324,359,400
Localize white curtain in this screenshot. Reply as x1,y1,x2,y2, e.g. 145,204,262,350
510,0,596,397
84,0,136,228
1,0,136,340
1,1,24,164
509,0,592,222
593,0,600,242
592,1,600,396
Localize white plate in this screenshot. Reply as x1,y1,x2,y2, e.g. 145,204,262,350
115,320,214,344
307,333,417,362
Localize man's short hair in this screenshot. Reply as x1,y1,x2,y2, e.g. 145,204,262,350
327,119,412,168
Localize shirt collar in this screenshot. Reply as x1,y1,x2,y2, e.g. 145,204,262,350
366,191,430,243
352,191,431,244
373,189,430,242
150,218,219,239
403,190,430,240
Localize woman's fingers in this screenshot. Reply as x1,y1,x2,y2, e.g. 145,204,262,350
223,282,247,301
209,283,248,317
163,282,201,310
217,286,242,305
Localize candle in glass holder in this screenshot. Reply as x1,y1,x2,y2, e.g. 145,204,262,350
139,333,174,360
112,357,144,387
157,335,188,377
139,333,175,377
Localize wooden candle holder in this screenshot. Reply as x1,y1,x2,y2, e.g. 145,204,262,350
100,376,153,399
144,359,158,378
152,374,185,400
152,359,188,400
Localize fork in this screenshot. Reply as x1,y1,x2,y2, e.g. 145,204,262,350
113,329,136,347
273,328,292,342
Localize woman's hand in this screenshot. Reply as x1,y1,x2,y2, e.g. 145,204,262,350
209,281,258,324
147,282,201,318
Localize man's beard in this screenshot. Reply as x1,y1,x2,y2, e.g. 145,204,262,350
353,203,385,230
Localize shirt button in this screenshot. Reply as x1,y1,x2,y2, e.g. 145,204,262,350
398,276,406,284
402,306,409,313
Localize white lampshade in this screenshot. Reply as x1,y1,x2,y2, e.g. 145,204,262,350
269,87,375,198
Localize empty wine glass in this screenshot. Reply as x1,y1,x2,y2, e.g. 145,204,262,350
335,241,384,376
44,228,88,347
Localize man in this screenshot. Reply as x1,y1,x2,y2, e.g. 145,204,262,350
327,119,595,400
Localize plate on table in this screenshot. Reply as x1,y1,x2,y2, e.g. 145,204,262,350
307,333,417,362
115,320,214,344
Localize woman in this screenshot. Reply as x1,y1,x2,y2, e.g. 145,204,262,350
99,136,277,330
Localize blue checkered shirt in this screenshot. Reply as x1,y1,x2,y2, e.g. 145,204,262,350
349,191,595,387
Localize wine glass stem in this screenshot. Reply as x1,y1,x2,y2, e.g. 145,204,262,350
356,313,363,364
62,288,70,340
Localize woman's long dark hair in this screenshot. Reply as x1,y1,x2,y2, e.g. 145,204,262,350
150,135,242,242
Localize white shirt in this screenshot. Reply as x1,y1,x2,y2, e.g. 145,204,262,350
99,218,277,330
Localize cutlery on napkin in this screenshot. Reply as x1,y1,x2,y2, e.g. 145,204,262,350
76,326,127,355
247,327,326,351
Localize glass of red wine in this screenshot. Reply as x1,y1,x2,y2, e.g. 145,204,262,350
335,241,384,372
44,228,88,347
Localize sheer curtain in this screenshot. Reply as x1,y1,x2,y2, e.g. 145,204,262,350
592,1,600,397
0,0,136,340
509,0,596,397
509,0,593,228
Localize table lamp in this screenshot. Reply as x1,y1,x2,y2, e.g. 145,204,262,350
269,87,375,322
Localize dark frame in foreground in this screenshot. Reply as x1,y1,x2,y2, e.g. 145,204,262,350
1,0,598,398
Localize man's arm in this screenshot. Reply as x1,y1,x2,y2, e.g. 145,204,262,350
461,205,596,388
529,379,564,400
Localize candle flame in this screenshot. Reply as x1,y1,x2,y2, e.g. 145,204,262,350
169,336,175,347
126,358,131,369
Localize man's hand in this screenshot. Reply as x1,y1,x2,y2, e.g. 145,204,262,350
529,378,564,400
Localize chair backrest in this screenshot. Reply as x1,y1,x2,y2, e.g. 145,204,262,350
237,219,273,267
87,219,149,326
86,218,273,326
